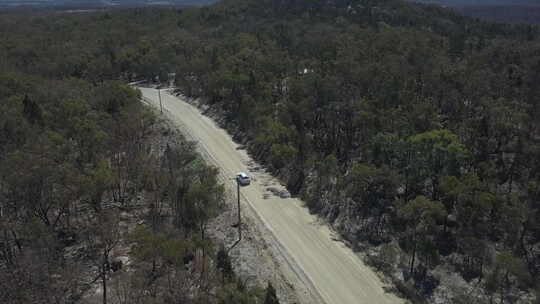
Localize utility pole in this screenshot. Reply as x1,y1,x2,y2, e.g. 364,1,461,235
228,180,242,252
237,181,241,240
158,87,163,114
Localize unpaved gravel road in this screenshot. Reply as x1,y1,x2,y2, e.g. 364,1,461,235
139,87,403,304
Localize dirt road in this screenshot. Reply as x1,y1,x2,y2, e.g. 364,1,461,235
139,87,403,304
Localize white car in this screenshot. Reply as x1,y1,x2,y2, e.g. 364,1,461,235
236,172,251,186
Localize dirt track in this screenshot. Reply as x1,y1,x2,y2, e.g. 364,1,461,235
139,87,403,304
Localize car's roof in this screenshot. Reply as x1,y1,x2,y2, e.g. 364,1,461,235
237,172,249,178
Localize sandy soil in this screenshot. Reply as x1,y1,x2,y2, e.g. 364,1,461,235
139,87,404,304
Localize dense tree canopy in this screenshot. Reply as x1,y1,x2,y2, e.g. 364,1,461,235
1,0,540,302
0,7,271,304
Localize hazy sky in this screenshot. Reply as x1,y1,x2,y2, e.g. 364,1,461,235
415,0,539,5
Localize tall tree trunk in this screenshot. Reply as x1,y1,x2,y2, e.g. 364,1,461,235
410,230,417,276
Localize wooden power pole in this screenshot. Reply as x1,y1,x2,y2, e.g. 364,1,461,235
158,87,163,114
228,181,242,252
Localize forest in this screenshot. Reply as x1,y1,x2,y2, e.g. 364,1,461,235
0,5,278,304
1,0,540,303
0,67,282,304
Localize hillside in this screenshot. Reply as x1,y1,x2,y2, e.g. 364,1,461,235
0,0,540,303
411,0,540,24
453,5,540,24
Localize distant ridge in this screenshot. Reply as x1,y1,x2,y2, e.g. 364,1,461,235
411,0,540,24
0,0,217,9
412,0,540,6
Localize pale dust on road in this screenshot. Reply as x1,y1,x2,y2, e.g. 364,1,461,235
139,87,404,304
